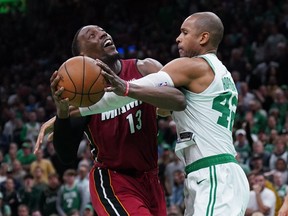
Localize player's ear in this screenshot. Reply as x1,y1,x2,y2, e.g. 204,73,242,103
199,32,209,45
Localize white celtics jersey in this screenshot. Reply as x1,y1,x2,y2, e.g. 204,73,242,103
172,53,238,165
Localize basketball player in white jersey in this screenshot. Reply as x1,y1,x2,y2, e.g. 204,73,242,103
37,12,250,215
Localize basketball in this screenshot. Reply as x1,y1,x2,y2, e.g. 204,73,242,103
57,56,106,107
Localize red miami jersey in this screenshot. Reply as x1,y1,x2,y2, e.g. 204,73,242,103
85,59,158,173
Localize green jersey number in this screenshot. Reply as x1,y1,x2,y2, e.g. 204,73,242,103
212,92,238,131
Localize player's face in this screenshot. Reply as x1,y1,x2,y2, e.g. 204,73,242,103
78,25,119,61
176,17,202,58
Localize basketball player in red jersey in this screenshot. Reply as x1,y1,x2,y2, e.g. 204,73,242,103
41,25,186,216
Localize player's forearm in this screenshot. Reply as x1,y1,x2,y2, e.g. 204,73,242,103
79,92,136,116
79,70,185,116
53,117,85,164
127,83,186,111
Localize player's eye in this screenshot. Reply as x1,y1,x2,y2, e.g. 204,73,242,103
89,34,95,39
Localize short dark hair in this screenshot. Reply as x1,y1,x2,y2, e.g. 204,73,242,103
24,174,34,180
71,27,83,56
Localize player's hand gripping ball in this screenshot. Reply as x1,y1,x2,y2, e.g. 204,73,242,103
57,56,106,107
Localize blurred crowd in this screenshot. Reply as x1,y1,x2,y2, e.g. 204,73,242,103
0,0,288,215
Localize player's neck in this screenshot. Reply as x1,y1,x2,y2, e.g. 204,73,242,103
108,59,122,75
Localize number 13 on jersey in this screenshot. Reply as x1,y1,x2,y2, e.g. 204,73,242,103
126,110,142,134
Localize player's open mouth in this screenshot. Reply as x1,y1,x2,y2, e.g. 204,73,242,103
104,39,113,47
178,48,184,54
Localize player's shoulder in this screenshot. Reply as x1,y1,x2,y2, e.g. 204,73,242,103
136,58,163,75
163,57,208,73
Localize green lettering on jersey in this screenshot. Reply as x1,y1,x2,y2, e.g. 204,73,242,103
212,91,238,131
222,77,236,92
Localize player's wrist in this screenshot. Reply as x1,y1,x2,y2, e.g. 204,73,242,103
123,81,130,96
57,108,70,119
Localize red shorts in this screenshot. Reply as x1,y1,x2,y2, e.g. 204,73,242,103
89,164,167,216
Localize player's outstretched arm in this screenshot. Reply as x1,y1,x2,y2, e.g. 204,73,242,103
34,116,56,153
34,106,81,154
79,60,186,116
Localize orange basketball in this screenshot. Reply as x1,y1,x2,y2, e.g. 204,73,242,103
57,56,106,107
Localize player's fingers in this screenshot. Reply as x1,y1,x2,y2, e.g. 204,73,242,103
47,132,54,142
50,70,58,83
54,86,64,97
34,137,42,154
101,70,115,86
104,86,115,92
50,75,61,95
34,130,45,154
101,69,113,79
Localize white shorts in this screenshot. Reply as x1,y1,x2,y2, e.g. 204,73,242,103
184,154,250,216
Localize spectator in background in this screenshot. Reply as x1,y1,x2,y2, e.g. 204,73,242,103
25,94,39,113
248,100,267,134
248,140,271,171
274,158,288,184
2,110,18,147
265,114,282,136
169,169,185,213
35,107,48,124
21,111,41,146
39,173,60,216
246,172,276,216
240,82,255,111
234,128,251,164
18,141,37,173
231,70,241,93
253,85,273,112
0,163,8,185
270,88,288,127
0,191,11,216
167,204,183,216
273,171,288,202
56,169,84,216
3,142,23,171
31,166,48,196
75,163,90,212
18,174,39,214
264,25,287,61
17,204,30,216
236,152,251,175
269,137,288,170
83,204,94,216
3,177,20,216
30,148,55,183
164,152,184,199
11,159,27,186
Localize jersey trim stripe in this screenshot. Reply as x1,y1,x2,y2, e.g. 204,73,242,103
90,168,109,215
206,165,217,216
93,168,129,216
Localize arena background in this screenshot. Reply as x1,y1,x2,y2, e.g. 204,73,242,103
0,0,288,215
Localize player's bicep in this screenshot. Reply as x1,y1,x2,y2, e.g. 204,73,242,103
161,58,201,87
